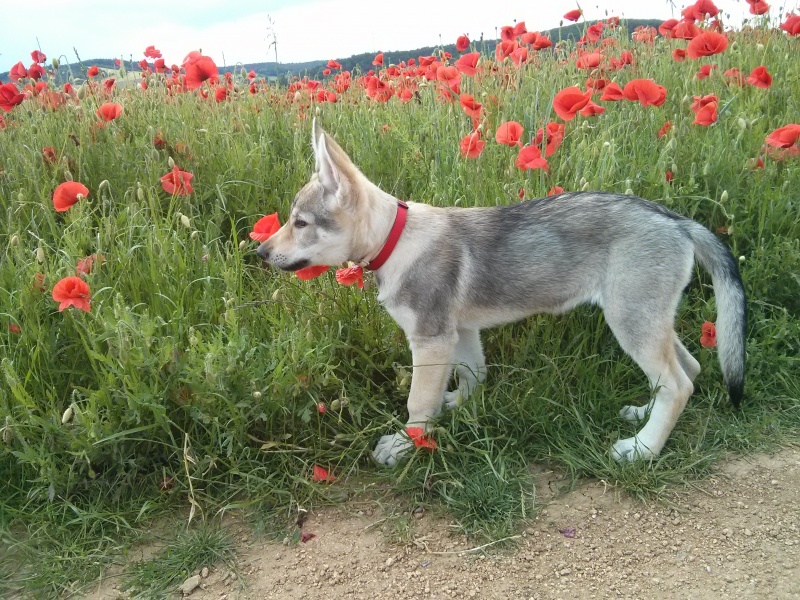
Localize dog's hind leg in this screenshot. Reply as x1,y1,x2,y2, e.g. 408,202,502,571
619,333,700,422
608,311,694,461
373,332,457,466
444,328,486,409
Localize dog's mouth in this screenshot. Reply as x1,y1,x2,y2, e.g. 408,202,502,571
275,258,310,272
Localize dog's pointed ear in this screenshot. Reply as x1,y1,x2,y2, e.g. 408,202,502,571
312,119,340,194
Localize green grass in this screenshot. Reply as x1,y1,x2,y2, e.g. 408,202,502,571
1,19,799,597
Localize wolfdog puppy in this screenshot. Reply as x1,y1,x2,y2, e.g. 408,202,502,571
258,120,746,466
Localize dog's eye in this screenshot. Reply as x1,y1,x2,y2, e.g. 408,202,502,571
295,219,308,229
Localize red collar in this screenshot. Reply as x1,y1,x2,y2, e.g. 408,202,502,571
365,201,408,271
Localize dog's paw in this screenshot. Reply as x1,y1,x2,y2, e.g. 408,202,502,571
611,436,657,462
372,433,413,467
443,390,462,410
618,404,649,422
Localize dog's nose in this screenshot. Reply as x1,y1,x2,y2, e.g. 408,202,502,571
256,243,270,261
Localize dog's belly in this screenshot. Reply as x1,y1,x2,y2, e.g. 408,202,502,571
456,294,596,330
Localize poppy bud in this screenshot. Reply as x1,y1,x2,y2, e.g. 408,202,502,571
18,192,24,203
252,390,262,399
64,170,73,181
703,163,711,176
603,141,611,148
720,190,729,202
756,44,764,51
582,181,591,191
238,239,247,251
2,419,12,445
271,288,282,301
668,138,677,151
739,256,745,263
671,163,678,174
625,188,634,195
240,67,247,78
61,405,74,424
191,230,199,238
181,215,191,228
168,156,175,169
331,399,341,410
52,58,60,69
579,177,587,187
9,234,19,247
36,247,45,263
737,118,747,131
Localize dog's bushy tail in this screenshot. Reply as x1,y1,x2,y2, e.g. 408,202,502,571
687,223,747,407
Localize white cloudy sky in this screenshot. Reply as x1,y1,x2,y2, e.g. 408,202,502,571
0,0,795,73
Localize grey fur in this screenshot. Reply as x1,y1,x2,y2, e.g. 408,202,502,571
259,121,747,466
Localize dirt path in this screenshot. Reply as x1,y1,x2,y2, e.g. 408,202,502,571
87,446,800,600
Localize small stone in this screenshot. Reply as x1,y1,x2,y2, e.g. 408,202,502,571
744,528,753,537
200,567,209,579
385,557,394,568
180,575,201,595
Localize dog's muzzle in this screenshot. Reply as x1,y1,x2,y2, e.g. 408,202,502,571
256,243,271,262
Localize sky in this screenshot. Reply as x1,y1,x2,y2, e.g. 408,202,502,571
0,0,796,74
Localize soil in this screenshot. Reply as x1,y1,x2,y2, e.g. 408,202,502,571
83,446,800,600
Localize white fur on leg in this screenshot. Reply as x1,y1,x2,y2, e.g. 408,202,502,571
372,432,413,467
443,328,486,410
618,401,653,422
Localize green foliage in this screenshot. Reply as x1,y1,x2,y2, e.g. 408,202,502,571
0,20,798,597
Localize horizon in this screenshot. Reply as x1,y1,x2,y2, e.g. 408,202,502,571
2,0,795,76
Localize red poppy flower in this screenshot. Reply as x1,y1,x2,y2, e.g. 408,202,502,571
9,62,28,82
746,65,772,88
0,83,25,112
52,276,91,313
532,35,553,50
658,121,673,138
144,45,162,59
552,86,592,121
87,65,99,77
335,265,364,288
691,96,718,126
372,52,384,66
510,46,529,67
672,48,687,62
495,121,524,147
495,40,517,62
548,186,565,195
687,31,728,59
659,18,679,37
96,102,122,121
564,9,583,22
311,465,336,483
53,181,89,212
576,52,602,70
42,146,57,164
459,94,483,119
456,35,470,52
436,65,461,90
586,22,605,43
764,124,800,148
214,86,228,102
696,64,716,79
31,49,46,63
183,55,219,90
515,144,549,171
455,52,480,76
700,321,716,348
160,165,194,196
406,427,438,450
327,59,342,70
535,122,565,157
600,81,625,101
622,79,667,106
748,0,770,15
76,254,104,276
781,13,800,35
665,170,674,182
295,265,330,280
724,68,746,87
8,323,21,334
459,131,485,159
580,100,605,117
250,213,281,242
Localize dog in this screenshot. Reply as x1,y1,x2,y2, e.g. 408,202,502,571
257,119,747,466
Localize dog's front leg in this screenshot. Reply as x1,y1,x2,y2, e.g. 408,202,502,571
372,332,456,466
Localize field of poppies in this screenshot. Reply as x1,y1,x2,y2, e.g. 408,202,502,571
1,2,799,595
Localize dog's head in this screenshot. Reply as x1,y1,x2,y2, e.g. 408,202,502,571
256,119,366,270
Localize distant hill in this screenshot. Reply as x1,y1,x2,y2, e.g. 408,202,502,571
1,19,662,84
